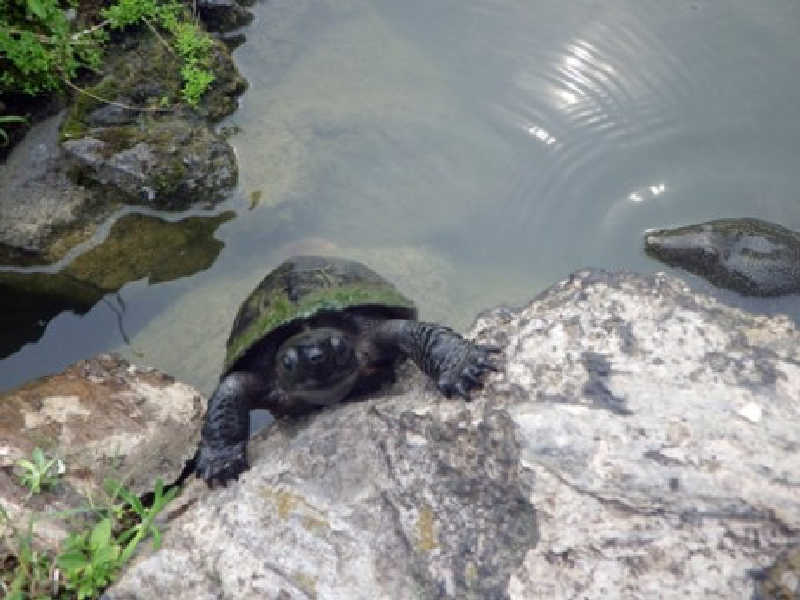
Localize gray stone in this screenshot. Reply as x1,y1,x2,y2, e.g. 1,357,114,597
105,270,800,599
197,0,254,32
86,103,136,127
63,121,237,209
0,113,105,265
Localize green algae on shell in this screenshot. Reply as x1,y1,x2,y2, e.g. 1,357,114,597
223,256,416,373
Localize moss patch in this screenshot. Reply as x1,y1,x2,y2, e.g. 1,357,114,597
225,283,415,372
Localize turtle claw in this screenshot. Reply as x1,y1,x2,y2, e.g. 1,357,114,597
436,342,502,400
194,440,248,488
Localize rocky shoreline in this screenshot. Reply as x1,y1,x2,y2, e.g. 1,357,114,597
0,0,250,267
2,269,799,599
0,0,252,365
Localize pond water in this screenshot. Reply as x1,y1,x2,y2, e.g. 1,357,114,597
2,0,800,395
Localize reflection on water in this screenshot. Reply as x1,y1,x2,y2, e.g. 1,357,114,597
0,212,233,369
3,0,800,394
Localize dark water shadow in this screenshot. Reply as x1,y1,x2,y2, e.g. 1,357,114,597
0,211,235,360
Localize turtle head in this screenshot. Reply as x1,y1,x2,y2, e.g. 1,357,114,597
275,327,360,406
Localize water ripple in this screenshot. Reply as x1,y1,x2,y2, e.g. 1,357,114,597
498,8,706,235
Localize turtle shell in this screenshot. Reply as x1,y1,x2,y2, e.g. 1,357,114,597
223,255,417,373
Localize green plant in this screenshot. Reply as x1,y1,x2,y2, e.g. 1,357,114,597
180,64,214,105
0,507,55,600
0,0,105,95
2,0,216,105
2,476,179,599
0,114,29,145
106,478,178,562
102,0,215,106
101,0,187,30
16,447,63,496
54,478,177,599
57,518,121,599
171,20,214,105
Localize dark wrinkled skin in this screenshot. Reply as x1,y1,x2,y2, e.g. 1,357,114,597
195,290,499,487
644,218,800,296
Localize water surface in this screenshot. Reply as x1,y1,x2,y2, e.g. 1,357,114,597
3,0,800,394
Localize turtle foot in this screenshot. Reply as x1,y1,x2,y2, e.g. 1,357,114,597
194,440,248,488
436,342,501,399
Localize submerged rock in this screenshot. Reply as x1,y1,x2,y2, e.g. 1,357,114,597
0,211,233,359
105,269,800,599
644,218,800,296
0,354,203,556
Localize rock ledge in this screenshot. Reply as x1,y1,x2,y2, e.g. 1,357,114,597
98,269,800,599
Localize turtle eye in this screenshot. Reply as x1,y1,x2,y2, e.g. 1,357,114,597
281,349,298,371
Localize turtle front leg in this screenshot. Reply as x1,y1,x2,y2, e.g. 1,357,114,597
195,372,265,487
374,320,500,399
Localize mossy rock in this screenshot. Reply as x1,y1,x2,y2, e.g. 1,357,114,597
59,29,244,209
61,29,244,140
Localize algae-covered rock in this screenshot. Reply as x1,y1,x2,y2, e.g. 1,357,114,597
61,29,245,139
59,29,245,209
63,121,236,209
63,211,234,288
0,354,203,557
0,25,246,265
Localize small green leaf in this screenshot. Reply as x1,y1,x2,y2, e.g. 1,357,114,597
151,526,162,549
57,550,88,570
117,525,136,545
121,534,141,562
16,459,35,471
89,518,112,549
94,542,120,565
26,0,46,19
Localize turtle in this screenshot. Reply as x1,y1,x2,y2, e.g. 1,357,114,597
644,218,800,296
194,255,500,486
